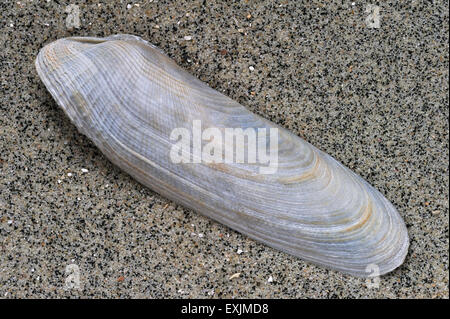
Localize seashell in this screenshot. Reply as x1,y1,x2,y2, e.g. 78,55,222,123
35,34,409,277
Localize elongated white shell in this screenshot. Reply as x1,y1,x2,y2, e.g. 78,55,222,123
35,35,409,277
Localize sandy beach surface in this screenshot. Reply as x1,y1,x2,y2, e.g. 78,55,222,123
0,1,448,298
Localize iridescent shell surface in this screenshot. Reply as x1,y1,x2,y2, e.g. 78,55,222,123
35,34,409,277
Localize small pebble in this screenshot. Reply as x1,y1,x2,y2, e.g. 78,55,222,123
268,276,274,283
183,35,192,41
127,4,132,9
249,66,255,71
229,273,241,280
67,173,72,177
237,249,243,255
65,4,80,30
81,168,88,173
432,210,440,215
